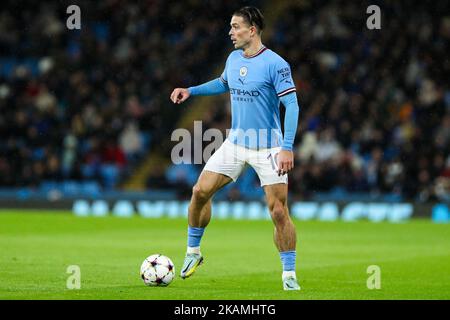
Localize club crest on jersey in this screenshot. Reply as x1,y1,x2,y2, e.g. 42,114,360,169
239,66,248,77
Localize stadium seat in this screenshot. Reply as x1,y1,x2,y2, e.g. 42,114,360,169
81,164,97,179
80,181,101,197
431,204,449,223
179,201,190,218
387,204,414,223
0,58,16,77
291,202,318,220
367,203,389,222
137,201,164,218
100,164,121,189
92,22,109,42
166,163,199,186
40,181,59,193
231,202,246,220
166,201,181,218
317,202,339,221
91,200,109,217
72,200,90,217
140,132,151,150
213,201,231,219
247,201,264,220
112,200,135,217
341,202,366,221
62,181,80,196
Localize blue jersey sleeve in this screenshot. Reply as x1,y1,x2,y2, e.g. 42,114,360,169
279,92,300,151
188,78,228,96
271,58,296,97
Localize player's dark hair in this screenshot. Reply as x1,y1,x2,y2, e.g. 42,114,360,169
233,6,265,34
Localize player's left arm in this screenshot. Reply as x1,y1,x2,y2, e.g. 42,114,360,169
271,58,300,175
278,92,299,175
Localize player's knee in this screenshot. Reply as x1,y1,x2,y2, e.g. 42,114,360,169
192,184,210,202
271,202,288,225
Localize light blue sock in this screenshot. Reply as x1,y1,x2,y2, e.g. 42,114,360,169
280,250,296,271
187,226,205,248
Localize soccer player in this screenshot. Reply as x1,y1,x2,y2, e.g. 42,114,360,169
170,6,301,290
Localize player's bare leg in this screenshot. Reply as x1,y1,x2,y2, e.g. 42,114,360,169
188,170,231,227
264,183,296,251
197,198,212,228
264,183,300,290
181,170,232,279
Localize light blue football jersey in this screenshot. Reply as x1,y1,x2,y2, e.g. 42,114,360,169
220,46,296,149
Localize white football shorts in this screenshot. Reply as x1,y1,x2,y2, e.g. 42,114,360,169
203,139,288,186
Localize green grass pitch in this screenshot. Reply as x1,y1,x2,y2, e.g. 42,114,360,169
0,210,449,299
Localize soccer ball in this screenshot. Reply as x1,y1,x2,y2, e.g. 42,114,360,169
140,254,175,286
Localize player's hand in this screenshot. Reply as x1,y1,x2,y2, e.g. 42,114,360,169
170,88,190,104
277,150,294,176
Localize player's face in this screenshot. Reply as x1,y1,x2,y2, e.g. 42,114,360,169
229,15,255,50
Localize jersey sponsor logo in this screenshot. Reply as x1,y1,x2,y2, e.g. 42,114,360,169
229,88,260,97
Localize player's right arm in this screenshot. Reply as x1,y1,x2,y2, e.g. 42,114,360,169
170,78,229,104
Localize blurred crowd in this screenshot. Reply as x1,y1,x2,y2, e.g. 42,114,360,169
171,0,449,202
0,0,248,189
1,0,448,203
274,0,450,202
